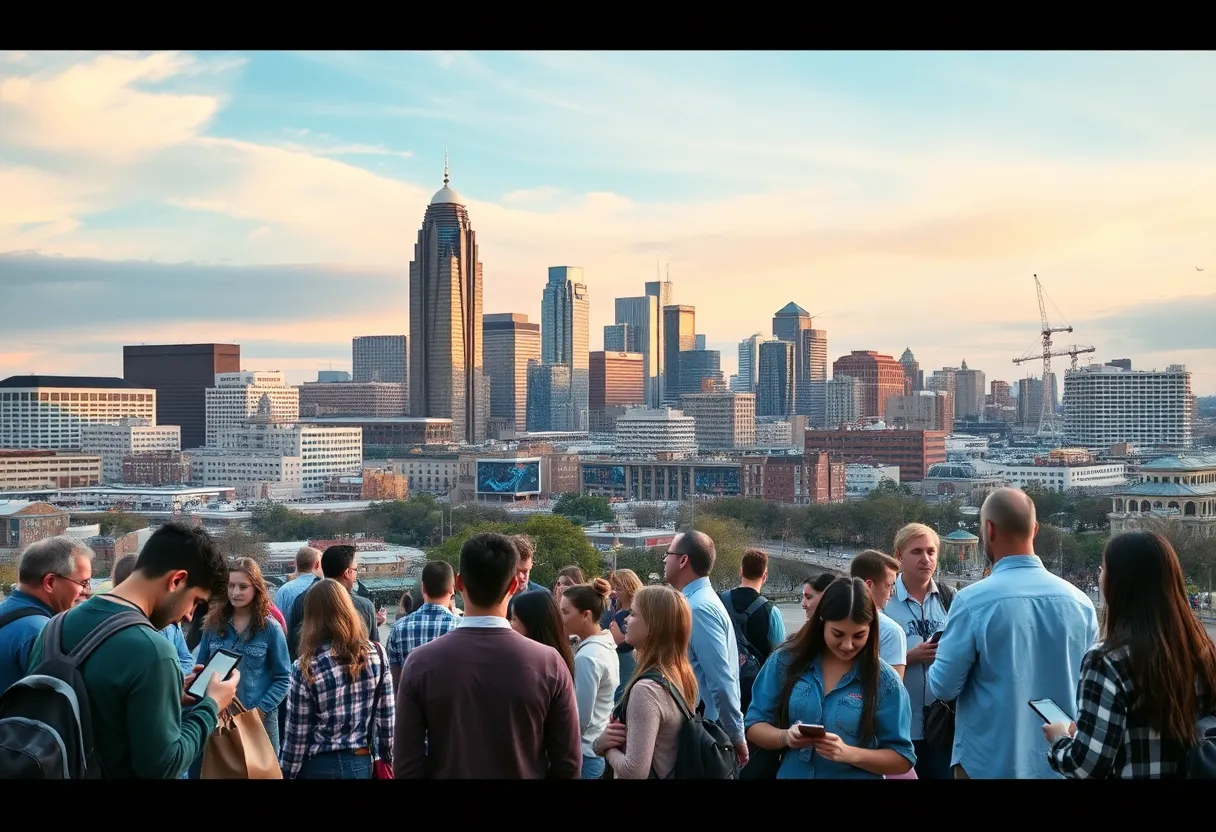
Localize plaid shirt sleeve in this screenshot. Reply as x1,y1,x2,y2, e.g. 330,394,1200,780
387,620,406,670
1048,649,1126,779
279,661,314,780
373,644,395,763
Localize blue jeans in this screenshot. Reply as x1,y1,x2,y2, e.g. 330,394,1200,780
581,754,606,780
297,750,372,780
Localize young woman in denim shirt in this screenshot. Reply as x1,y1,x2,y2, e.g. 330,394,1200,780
195,558,291,756
745,577,916,779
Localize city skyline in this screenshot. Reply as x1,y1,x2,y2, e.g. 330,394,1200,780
3,51,1216,393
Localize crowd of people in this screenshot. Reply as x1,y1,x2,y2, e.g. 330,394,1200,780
0,484,1213,779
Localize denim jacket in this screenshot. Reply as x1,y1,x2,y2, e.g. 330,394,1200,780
196,617,291,714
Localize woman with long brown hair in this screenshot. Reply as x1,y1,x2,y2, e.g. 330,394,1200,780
1044,530,1216,778
593,585,698,778
744,577,915,779
193,557,290,759
279,578,394,779
509,590,575,676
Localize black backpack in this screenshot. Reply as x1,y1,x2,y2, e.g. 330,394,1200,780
0,606,49,634
619,670,737,780
1186,712,1216,778
719,590,769,712
0,609,154,778
922,582,956,750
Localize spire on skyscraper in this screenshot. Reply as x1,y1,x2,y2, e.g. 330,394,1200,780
444,143,449,187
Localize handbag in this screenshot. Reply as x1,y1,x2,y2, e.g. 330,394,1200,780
201,697,283,779
922,583,956,752
368,642,394,780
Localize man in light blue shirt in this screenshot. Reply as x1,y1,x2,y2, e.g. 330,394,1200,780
274,546,323,634
664,530,748,770
850,551,907,678
928,488,1098,779
885,523,952,779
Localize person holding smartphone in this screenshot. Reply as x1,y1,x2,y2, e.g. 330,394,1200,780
744,577,915,779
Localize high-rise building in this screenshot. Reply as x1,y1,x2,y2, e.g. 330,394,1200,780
662,305,696,404
0,375,157,451
772,303,812,383
694,334,707,351
352,335,408,387
884,391,954,434
123,343,240,449
678,349,724,396
525,363,572,432
205,371,299,446
954,360,986,420
679,392,756,451
899,348,921,394
615,295,661,407
737,334,764,393
318,370,351,383
541,267,590,431
799,328,829,424
831,351,907,420
80,418,181,483
825,376,866,428
296,381,409,418
604,323,629,353
483,313,540,432
589,352,646,411
1017,372,1058,425
646,280,674,403
757,340,795,418
408,164,486,444
1064,364,1193,450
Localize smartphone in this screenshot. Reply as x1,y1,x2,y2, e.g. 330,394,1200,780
1028,698,1073,725
797,724,826,738
928,631,944,644
187,648,241,702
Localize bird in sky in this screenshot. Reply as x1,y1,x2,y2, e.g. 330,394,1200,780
1197,266,1205,271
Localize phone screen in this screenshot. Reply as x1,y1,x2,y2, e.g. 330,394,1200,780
187,650,240,701
928,631,943,644
1028,698,1072,725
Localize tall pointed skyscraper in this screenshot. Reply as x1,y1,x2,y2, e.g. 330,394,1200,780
408,157,486,443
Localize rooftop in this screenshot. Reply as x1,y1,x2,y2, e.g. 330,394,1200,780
0,375,145,389
774,301,809,317
1119,481,1216,498
299,416,453,425
1139,454,1216,472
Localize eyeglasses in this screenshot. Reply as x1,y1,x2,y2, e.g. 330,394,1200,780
55,574,92,593
664,551,686,559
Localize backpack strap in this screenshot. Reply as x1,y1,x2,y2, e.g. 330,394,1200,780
719,590,765,657
743,595,769,618
637,669,696,722
49,610,155,667
0,606,49,631
936,582,955,613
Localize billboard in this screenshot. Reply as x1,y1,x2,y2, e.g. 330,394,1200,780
583,464,626,487
694,466,741,496
476,458,541,495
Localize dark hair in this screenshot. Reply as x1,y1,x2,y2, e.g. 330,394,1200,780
741,548,768,580
803,573,835,593
778,577,880,741
850,549,900,585
1101,531,1216,744
321,545,356,579
563,577,612,621
421,560,454,598
511,590,575,676
459,532,519,607
112,553,138,586
673,530,716,577
135,522,227,596
555,565,585,587
398,591,414,616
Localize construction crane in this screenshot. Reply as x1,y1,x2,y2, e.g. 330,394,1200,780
1011,275,1090,438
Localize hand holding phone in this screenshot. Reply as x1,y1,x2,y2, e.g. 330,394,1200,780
187,648,241,703
928,631,944,644
797,723,826,739
1028,698,1072,725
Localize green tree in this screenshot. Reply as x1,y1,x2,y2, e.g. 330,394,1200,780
216,522,271,569
88,511,147,537
631,504,668,529
689,514,749,590
552,494,613,526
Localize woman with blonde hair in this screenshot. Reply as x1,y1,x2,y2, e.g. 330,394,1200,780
279,578,394,779
593,585,698,779
192,557,290,768
606,569,644,700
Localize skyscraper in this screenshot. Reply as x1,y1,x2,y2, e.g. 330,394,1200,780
615,295,660,407
604,323,630,353
758,340,795,418
353,335,408,386
483,313,540,432
737,334,764,393
831,351,907,420
898,347,922,392
646,279,674,401
123,343,241,449
662,305,696,405
541,266,590,431
408,162,486,444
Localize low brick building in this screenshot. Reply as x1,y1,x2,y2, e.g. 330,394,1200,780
85,529,142,576
740,450,846,505
0,500,70,550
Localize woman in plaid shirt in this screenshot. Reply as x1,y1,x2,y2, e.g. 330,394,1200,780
1044,531,1216,779
280,578,395,779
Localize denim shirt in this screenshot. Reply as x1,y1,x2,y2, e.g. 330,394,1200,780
196,617,291,714
682,577,744,744
745,650,916,779
926,555,1098,779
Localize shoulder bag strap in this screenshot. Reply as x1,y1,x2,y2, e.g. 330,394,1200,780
366,640,387,774
0,606,49,631
937,582,955,613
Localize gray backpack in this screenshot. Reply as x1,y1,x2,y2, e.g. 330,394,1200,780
0,610,153,778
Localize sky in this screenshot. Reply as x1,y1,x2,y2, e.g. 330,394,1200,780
2,50,1215,394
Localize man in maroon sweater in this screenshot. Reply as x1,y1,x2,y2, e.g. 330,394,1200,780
394,532,582,779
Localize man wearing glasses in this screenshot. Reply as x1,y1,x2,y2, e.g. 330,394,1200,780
664,530,749,770
0,536,94,693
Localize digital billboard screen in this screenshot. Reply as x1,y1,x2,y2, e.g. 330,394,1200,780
476,459,541,495
694,467,741,495
582,464,626,487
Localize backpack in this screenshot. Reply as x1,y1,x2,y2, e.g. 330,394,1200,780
0,606,49,632
718,590,769,712
625,670,737,780
922,581,957,751
0,609,154,778
1186,712,1216,778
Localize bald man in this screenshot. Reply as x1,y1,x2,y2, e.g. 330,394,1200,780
664,530,748,770
927,488,1097,780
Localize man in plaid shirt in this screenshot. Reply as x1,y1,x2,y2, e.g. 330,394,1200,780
388,561,457,686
